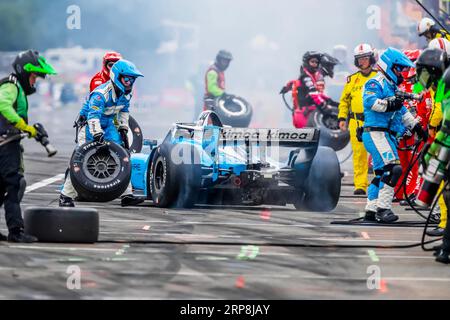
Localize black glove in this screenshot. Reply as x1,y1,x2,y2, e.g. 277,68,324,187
33,123,49,144
74,115,87,127
93,132,105,144
119,128,130,150
280,86,291,95
413,124,428,142
386,97,404,112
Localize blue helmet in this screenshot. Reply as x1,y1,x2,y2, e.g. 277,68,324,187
110,59,144,94
378,47,415,85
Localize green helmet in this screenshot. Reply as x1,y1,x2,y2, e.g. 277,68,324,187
12,50,57,95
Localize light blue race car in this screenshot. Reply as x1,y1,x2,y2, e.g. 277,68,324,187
130,111,341,211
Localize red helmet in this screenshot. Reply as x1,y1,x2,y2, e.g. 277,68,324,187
401,49,421,80
102,51,122,77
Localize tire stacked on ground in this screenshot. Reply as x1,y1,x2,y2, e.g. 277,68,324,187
24,207,99,243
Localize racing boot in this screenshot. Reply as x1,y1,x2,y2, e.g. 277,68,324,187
364,211,377,222
436,249,450,264
59,194,75,207
121,195,144,207
354,189,366,196
376,208,399,223
8,229,38,243
426,227,445,237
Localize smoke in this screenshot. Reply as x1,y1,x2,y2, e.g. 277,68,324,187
1,0,424,133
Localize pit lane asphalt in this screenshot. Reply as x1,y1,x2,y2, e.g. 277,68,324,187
1,104,450,300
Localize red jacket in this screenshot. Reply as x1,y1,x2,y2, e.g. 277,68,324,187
89,71,109,92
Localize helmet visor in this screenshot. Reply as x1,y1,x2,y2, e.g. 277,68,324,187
417,67,432,88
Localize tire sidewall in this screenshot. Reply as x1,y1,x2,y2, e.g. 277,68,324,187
308,110,350,151
214,96,253,127
70,141,131,202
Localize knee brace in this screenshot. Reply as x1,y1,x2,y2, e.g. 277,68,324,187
369,170,383,186
381,164,402,187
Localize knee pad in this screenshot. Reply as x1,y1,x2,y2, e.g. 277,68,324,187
381,164,402,187
18,177,26,202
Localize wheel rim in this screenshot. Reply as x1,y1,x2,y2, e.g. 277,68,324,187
319,113,340,131
219,98,247,116
82,148,121,183
154,158,165,192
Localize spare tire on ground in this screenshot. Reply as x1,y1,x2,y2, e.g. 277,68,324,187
127,115,143,153
307,110,350,152
212,95,253,127
70,141,131,202
24,207,99,243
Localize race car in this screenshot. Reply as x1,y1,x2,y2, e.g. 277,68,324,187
130,111,341,211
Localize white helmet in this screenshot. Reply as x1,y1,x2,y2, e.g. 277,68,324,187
418,17,436,36
428,38,450,56
353,44,376,68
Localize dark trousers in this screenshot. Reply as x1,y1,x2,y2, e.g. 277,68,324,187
443,186,450,251
0,140,24,232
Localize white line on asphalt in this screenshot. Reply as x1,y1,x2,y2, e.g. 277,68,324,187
7,245,118,252
25,174,65,194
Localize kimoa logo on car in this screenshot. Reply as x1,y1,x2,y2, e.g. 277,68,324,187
220,128,316,142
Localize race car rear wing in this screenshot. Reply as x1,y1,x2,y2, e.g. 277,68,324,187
219,128,320,147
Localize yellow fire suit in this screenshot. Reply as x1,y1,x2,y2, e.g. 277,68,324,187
338,69,377,192
429,98,448,229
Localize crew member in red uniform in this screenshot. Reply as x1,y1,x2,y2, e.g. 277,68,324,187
89,51,122,92
395,49,432,205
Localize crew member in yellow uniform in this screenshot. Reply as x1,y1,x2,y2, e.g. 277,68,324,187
427,98,448,237
418,17,450,43
338,44,377,195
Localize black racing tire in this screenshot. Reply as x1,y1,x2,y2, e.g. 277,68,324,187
24,207,99,243
127,115,143,153
298,146,341,212
70,141,131,202
214,96,253,127
149,144,179,208
174,144,202,208
149,143,201,208
307,110,350,151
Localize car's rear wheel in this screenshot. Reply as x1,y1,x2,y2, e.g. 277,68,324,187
293,146,341,212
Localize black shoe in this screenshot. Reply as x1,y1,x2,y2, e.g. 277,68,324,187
121,195,145,207
426,227,445,237
354,189,366,196
376,209,399,223
436,249,450,264
430,213,441,224
400,194,416,207
8,231,38,243
59,194,75,207
0,233,6,241
364,211,377,222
